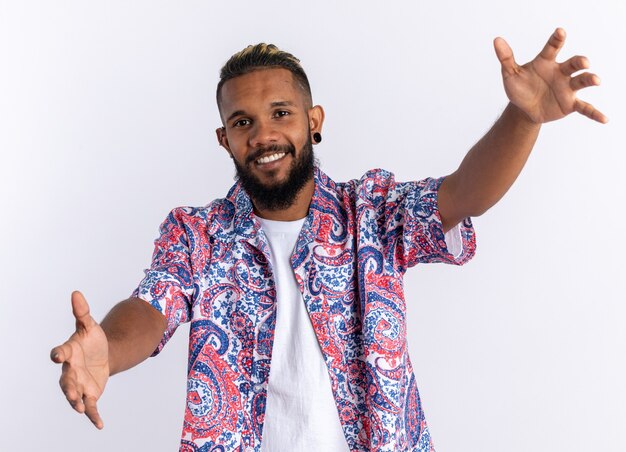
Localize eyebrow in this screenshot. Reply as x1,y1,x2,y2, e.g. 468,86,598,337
225,101,296,123
270,101,294,107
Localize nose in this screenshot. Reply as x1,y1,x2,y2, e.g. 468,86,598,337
248,119,280,149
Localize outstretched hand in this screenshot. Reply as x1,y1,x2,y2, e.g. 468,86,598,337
50,291,109,429
494,28,607,124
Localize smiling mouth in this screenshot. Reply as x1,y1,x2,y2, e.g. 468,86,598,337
255,151,287,165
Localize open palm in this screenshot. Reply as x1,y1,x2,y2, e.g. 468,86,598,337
51,291,109,429
495,28,607,124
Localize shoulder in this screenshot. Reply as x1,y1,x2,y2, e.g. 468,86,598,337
353,168,440,196
162,197,235,233
335,169,442,213
336,168,400,206
333,168,393,194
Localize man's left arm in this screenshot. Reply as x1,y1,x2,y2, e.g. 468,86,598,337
439,28,607,233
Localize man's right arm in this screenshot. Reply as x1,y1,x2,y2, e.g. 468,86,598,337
101,296,167,375
50,291,167,428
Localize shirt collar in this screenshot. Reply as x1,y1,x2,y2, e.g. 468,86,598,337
225,166,347,246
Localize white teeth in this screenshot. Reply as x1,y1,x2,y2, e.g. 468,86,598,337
256,152,286,164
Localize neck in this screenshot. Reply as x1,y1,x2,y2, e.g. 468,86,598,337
252,178,315,221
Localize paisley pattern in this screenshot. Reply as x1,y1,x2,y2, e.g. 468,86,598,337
134,167,476,451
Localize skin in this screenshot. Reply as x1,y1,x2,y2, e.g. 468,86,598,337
439,28,606,231
50,28,606,429
216,67,325,221
50,292,166,429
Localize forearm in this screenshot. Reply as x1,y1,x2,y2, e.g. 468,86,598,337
100,298,167,376
439,103,540,230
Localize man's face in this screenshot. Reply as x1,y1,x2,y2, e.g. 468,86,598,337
216,68,323,211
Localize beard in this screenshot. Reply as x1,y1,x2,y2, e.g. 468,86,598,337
233,135,315,212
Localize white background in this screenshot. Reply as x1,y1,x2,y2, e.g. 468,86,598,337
1,1,624,451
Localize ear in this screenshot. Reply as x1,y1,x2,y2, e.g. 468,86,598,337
308,105,325,135
216,127,233,157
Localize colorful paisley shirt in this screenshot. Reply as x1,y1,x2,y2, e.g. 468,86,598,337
133,167,476,451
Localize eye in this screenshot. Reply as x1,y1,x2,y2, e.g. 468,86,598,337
274,110,290,118
232,118,251,128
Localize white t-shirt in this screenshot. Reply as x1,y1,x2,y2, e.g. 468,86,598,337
257,216,350,452
257,215,463,451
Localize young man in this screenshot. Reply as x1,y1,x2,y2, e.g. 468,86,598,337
51,29,605,451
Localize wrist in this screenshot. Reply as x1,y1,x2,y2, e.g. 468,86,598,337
506,102,542,130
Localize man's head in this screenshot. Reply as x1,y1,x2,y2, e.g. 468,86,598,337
215,44,324,215
216,43,312,110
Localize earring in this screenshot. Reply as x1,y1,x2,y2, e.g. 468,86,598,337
313,132,322,143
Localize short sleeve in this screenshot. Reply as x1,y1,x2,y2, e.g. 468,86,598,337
395,175,476,269
358,169,476,272
132,208,195,355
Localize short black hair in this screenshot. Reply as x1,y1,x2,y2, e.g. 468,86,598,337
216,43,312,108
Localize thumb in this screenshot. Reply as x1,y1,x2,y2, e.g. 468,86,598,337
494,37,517,76
72,290,96,331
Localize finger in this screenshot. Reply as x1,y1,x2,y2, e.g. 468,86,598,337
574,99,608,124
50,341,73,363
71,290,96,331
59,366,85,413
493,37,518,75
83,395,104,429
570,72,600,91
539,27,566,61
560,55,589,76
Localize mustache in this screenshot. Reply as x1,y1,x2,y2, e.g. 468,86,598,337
246,143,295,165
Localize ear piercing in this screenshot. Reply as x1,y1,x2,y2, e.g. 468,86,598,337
313,132,322,143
